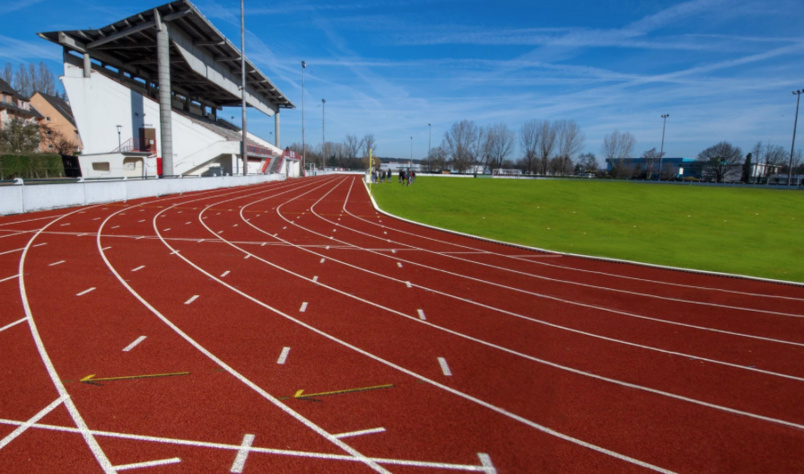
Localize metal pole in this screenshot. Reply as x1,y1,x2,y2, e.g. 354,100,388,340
428,123,431,173
240,0,248,176
789,90,802,186
659,114,668,180
410,136,413,161
116,125,122,150
322,98,326,171
301,61,306,176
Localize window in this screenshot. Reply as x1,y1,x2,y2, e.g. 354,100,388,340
92,162,110,172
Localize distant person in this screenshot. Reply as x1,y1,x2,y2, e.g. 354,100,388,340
411,171,416,184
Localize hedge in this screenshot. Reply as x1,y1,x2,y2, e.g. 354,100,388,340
0,153,65,180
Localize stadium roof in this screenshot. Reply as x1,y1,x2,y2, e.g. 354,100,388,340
37,0,294,115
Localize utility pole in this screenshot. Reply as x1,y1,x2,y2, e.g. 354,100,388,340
659,114,669,180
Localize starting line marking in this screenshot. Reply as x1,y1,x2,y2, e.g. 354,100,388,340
76,287,95,297
0,317,26,334
417,309,427,321
299,302,308,312
49,260,65,266
230,434,255,473
438,357,453,377
334,427,386,439
221,270,231,278
0,274,20,284
131,265,145,272
114,457,182,471
277,346,291,365
184,295,199,305
122,336,147,352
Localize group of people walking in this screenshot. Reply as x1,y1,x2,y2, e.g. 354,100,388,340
370,168,416,186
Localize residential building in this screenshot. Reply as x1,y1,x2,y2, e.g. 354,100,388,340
31,91,82,154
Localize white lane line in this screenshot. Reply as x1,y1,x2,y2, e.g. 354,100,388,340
111,225,120,229
391,249,396,254
326,246,330,250
312,276,318,283
261,242,267,246
218,231,224,234
397,262,402,268
131,265,145,272
276,347,291,365
334,427,386,439
0,248,24,256
438,357,452,376
184,295,199,305
60,223,70,227
102,246,111,251
417,309,427,321
0,395,67,451
170,250,180,255
77,233,86,237
186,221,192,225
233,224,238,227
76,287,96,297
114,458,181,471
230,434,255,473
0,317,26,334
138,219,146,223
0,274,20,284
221,270,231,278
163,228,171,232
49,260,65,266
122,336,147,352
136,236,145,240
405,281,412,288
478,453,497,474
93,217,101,220
33,243,47,247
299,302,308,312
244,254,251,259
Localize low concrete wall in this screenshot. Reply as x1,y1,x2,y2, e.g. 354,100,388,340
0,174,286,215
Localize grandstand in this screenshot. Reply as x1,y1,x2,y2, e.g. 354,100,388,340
37,0,298,179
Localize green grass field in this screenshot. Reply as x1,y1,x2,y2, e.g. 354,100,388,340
369,177,804,283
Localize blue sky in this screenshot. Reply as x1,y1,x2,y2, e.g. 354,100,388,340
2,0,803,161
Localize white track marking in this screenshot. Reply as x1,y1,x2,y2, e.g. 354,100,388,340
397,262,402,268
313,276,319,283
0,247,24,256
122,336,147,352
320,258,326,263
136,236,145,240
102,246,111,250
19,209,115,472
417,309,427,321
0,274,19,283
76,287,96,296
164,228,171,232
0,317,26,334
438,357,453,376
230,434,255,473
60,223,70,226
131,265,145,272
334,427,386,439
277,347,291,364
33,242,47,247
300,302,308,312
49,260,65,266
221,270,231,278
114,458,181,471
478,453,497,474
405,281,412,288
0,395,67,451
0,418,501,472
184,295,199,305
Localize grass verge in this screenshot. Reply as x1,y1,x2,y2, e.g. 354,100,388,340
369,177,804,283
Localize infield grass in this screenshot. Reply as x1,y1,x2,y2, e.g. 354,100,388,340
369,177,804,283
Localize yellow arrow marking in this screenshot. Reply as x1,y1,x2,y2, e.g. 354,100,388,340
291,383,394,400
80,371,190,384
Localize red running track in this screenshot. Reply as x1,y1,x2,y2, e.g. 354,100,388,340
1,174,803,473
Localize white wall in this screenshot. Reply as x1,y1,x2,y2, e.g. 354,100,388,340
0,174,285,216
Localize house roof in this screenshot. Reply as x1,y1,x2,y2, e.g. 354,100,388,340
37,0,293,115
0,78,20,98
34,92,77,127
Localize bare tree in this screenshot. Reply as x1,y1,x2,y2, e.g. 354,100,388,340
576,152,598,173
344,134,360,160
697,141,743,183
2,63,12,85
34,62,56,95
537,120,556,175
555,119,585,176
484,123,515,173
41,125,78,155
430,145,448,172
14,64,33,97
641,147,662,180
601,130,636,178
443,120,481,173
520,120,540,175
361,133,376,157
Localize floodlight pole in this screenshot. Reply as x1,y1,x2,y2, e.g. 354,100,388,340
659,114,669,180
790,90,802,186
240,0,248,176
428,123,431,173
301,61,306,176
116,125,122,151
322,98,326,171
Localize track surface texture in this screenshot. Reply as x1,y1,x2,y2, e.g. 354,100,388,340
1,174,803,473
